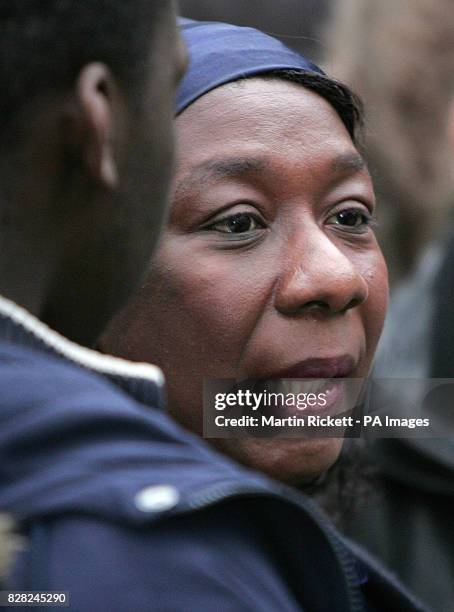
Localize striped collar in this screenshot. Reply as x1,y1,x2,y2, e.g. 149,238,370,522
0,294,165,409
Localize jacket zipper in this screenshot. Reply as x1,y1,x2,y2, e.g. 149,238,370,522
184,480,365,612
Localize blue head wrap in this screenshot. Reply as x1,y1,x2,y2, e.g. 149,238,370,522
176,18,325,115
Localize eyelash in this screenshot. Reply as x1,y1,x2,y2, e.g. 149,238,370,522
327,207,377,232
201,205,376,236
202,211,266,234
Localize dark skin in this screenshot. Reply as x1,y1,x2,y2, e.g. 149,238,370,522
103,79,388,484
0,4,187,346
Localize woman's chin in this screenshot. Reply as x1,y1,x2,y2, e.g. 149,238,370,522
212,437,344,486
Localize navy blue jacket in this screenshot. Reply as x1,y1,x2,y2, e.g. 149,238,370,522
0,296,427,611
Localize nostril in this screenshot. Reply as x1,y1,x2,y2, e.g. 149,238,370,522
304,300,329,312
343,296,362,312
302,295,364,316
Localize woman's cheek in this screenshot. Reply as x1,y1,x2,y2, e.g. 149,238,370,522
164,251,266,348
361,249,389,354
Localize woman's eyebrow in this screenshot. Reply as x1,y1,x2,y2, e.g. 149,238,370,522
175,156,274,195
175,152,367,198
331,152,367,175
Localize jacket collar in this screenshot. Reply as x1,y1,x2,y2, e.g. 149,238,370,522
0,294,165,409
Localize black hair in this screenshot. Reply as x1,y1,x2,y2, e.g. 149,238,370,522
263,69,364,147
0,0,169,133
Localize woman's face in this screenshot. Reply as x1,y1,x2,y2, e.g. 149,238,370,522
104,78,388,484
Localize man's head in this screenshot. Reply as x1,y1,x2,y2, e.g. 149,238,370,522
0,1,186,345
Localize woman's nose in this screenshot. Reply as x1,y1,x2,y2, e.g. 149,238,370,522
274,231,369,317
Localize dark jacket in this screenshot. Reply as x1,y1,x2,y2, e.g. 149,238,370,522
0,296,427,611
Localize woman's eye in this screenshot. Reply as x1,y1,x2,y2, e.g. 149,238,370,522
327,208,373,230
207,212,264,234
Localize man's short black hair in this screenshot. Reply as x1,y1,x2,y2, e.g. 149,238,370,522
0,0,169,132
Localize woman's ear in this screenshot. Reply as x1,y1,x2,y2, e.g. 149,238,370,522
72,62,121,190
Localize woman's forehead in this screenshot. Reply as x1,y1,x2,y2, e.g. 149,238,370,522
175,79,360,177
177,78,347,138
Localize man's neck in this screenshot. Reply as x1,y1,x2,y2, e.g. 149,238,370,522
0,224,53,318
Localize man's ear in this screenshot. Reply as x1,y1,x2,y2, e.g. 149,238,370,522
73,63,122,189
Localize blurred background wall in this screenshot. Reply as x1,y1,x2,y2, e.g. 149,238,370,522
179,0,332,61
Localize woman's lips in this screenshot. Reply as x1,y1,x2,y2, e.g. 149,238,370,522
252,355,357,418
267,354,356,380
